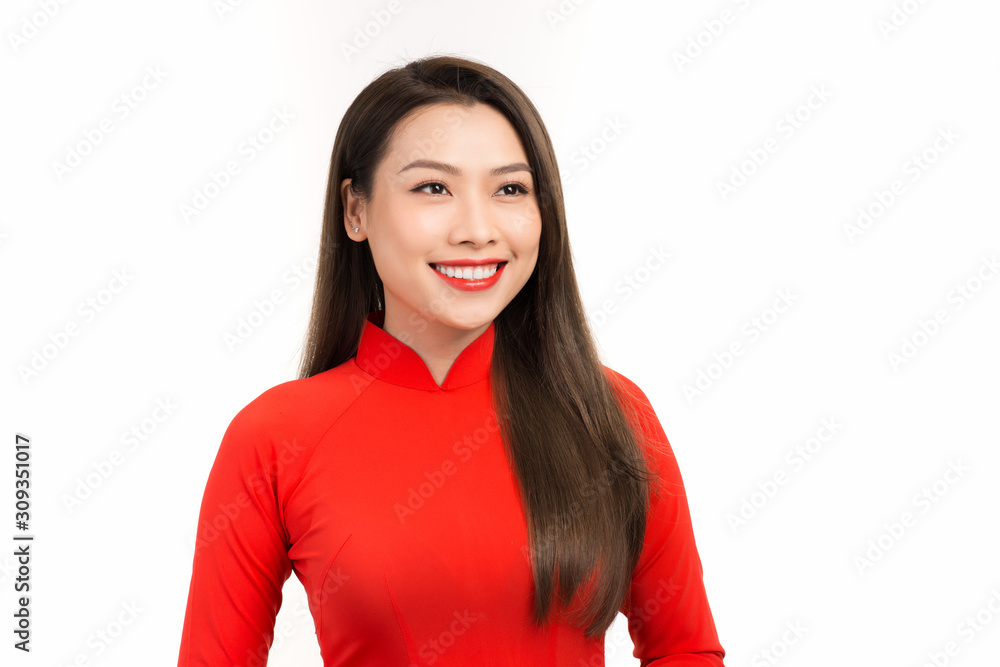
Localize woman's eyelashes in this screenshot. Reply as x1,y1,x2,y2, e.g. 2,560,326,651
410,181,531,197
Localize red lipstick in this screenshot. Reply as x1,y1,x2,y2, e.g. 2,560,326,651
429,260,507,292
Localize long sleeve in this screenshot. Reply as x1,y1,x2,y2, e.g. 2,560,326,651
177,399,294,666
607,369,726,666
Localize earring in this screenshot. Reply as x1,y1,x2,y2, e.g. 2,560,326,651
350,224,359,233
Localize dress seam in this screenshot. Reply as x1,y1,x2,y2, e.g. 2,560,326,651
315,533,353,651
283,370,378,509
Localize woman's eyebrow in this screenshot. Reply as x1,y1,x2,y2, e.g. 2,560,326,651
397,159,533,177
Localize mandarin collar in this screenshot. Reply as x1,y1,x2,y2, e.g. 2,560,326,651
354,310,495,392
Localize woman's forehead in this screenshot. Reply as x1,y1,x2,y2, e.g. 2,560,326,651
383,104,528,173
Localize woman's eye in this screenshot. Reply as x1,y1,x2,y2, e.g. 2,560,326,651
498,182,530,197
413,182,447,195
411,181,530,197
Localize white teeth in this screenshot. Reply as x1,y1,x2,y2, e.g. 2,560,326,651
432,263,499,280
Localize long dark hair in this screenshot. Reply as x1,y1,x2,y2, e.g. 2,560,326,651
298,54,669,639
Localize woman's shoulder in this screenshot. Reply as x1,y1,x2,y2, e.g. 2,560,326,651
223,358,376,443
600,364,674,456
600,364,656,413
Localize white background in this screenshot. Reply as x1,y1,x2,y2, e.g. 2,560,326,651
3,0,999,665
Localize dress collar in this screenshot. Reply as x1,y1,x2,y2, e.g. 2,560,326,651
354,309,495,392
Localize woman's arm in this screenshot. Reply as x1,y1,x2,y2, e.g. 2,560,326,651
177,400,294,666
607,368,726,666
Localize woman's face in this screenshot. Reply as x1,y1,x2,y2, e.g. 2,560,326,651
342,102,542,343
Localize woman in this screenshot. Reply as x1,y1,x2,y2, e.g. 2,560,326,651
177,55,726,666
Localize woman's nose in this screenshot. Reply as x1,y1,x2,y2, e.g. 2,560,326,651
450,195,497,247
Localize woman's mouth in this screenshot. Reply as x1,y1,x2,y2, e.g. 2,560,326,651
429,262,504,280
428,261,508,291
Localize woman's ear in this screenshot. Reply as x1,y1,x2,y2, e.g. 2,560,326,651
341,178,367,240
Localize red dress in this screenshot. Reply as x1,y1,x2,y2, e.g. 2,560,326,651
177,309,726,665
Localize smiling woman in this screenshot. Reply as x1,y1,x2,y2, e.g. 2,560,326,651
340,101,542,383
177,55,726,666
